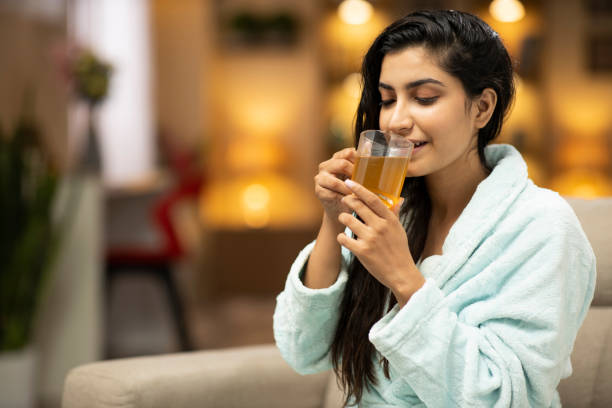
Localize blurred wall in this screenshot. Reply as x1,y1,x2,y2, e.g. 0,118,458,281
69,0,156,186
197,0,324,229
0,7,68,166
152,0,209,150
544,0,612,139
206,0,325,187
542,0,612,195
543,0,612,157
471,0,612,192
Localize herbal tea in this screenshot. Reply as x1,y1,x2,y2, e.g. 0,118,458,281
351,155,410,207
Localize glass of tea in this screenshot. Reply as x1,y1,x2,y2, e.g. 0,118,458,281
351,130,414,208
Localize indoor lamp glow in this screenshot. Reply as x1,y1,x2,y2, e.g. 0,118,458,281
242,184,270,212
242,183,271,228
338,0,373,25
489,0,525,23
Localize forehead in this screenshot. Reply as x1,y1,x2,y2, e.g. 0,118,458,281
379,46,451,85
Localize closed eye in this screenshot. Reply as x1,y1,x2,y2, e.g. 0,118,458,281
379,99,396,107
415,96,438,105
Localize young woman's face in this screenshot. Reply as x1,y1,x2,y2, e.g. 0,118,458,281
378,46,482,179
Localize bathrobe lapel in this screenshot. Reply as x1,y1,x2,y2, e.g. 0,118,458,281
420,144,530,288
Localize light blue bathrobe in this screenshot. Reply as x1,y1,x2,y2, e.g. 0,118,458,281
273,144,596,407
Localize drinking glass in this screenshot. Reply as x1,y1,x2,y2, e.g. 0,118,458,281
351,130,414,208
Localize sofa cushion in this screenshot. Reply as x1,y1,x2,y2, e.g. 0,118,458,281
62,345,329,408
558,306,612,407
564,197,612,306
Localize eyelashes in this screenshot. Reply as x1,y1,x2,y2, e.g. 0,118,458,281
415,96,438,105
379,96,439,107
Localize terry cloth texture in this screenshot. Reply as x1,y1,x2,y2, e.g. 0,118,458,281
273,144,596,407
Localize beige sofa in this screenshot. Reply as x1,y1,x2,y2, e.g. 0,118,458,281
62,198,612,408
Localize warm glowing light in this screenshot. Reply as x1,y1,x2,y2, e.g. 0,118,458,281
328,75,362,148
200,173,320,230
557,138,610,169
241,184,271,228
214,61,301,140
241,102,286,136
242,184,270,212
338,0,373,25
489,0,525,23
226,140,285,172
243,209,270,229
322,8,390,74
550,170,612,198
342,72,362,99
554,92,610,139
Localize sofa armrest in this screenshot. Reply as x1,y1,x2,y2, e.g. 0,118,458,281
62,344,330,408
558,306,612,408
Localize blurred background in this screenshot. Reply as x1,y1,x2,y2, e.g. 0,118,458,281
1,0,611,406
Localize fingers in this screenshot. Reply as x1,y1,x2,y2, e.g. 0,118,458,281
317,148,357,183
333,147,358,163
341,194,377,225
314,148,359,217
336,230,360,253
338,211,369,237
314,171,353,197
344,179,391,219
319,157,354,180
314,184,346,203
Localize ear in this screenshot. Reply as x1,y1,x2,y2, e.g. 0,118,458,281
473,88,497,129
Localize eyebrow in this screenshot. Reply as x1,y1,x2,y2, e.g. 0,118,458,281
378,78,445,90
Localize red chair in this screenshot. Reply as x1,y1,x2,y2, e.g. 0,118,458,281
105,146,204,356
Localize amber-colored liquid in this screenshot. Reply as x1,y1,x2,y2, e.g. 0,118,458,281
351,156,410,207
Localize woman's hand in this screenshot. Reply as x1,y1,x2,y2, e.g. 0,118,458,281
337,179,425,307
314,148,358,232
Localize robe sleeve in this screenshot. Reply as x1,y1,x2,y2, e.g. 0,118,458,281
273,240,352,374
369,207,596,407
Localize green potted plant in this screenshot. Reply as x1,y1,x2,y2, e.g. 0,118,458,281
63,47,113,172
0,95,63,407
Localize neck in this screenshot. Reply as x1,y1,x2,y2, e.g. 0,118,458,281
425,148,489,223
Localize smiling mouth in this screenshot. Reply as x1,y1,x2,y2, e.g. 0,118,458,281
413,141,428,148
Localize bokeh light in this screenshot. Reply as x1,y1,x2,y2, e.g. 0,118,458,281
338,0,373,25
489,0,526,23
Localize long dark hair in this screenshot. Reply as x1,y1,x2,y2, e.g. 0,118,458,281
330,10,515,406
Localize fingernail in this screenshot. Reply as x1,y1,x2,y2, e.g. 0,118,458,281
345,179,356,188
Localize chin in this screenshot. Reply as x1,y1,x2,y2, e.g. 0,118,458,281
405,163,428,178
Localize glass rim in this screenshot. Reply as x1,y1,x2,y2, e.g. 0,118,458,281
359,129,414,147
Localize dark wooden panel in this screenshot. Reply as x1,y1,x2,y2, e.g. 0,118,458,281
587,34,612,73
204,228,319,298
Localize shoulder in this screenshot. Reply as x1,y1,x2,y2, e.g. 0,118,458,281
501,181,594,262
510,181,581,232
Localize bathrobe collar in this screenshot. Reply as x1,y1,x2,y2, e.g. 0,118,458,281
420,144,529,287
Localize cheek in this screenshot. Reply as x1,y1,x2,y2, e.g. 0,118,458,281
414,105,451,134
378,110,389,128
421,104,471,138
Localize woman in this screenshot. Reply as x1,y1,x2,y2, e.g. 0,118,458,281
273,10,595,407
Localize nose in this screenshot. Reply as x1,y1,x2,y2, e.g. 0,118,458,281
383,102,413,136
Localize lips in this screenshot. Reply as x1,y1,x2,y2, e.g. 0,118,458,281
411,141,428,151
